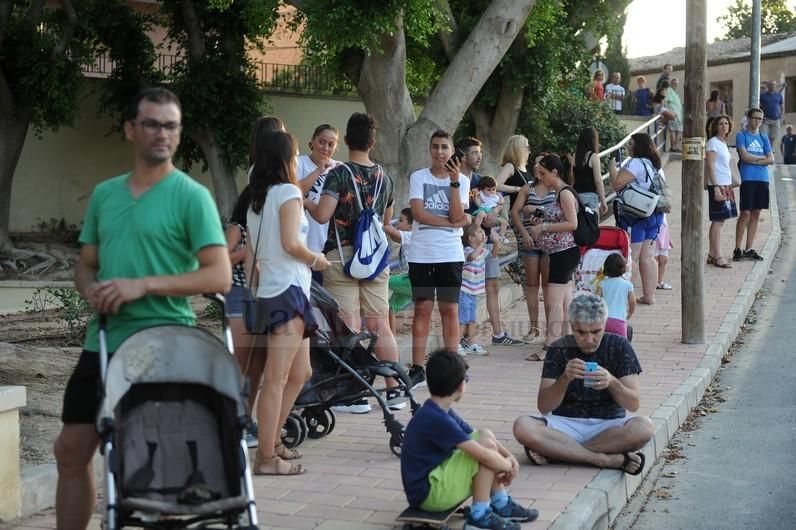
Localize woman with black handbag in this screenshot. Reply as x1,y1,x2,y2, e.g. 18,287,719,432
245,130,330,475
704,115,737,269
612,133,664,305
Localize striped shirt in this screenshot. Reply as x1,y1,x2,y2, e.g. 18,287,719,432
521,186,557,233
461,245,486,296
230,222,248,287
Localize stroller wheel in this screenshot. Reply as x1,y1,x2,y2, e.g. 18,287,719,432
389,432,403,457
325,408,336,436
291,411,308,445
303,407,332,439
281,415,303,448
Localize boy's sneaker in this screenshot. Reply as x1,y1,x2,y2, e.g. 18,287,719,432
408,364,426,389
332,399,371,414
743,248,764,261
465,508,520,530
245,423,258,448
458,338,472,357
492,497,540,523
732,248,743,262
466,342,489,356
491,333,525,346
385,389,407,410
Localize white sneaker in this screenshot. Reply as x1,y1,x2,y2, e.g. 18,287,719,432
466,342,489,356
332,399,372,414
457,338,470,357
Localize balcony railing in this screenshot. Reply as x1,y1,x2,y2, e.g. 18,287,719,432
81,53,356,96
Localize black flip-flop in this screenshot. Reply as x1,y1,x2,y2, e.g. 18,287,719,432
621,451,645,476
525,352,544,362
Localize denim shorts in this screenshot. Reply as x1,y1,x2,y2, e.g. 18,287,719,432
248,284,318,337
519,247,544,258
225,285,249,317
628,212,663,244
458,292,478,324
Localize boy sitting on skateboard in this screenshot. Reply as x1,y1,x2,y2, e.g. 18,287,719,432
400,349,539,529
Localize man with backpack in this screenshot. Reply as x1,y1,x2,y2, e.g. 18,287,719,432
307,112,401,414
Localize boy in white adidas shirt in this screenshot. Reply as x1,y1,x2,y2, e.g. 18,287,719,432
405,130,471,389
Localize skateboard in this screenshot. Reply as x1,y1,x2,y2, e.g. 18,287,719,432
396,499,470,529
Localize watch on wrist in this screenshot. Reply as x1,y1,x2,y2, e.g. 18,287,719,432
450,180,461,188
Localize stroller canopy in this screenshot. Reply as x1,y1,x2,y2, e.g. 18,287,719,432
97,325,246,430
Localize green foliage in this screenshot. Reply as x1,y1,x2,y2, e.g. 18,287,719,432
1,2,97,135
157,0,277,173
24,287,91,342
520,88,627,160
719,0,796,39
295,0,443,59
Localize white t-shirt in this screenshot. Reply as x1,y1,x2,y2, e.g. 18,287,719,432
247,183,310,299
604,83,625,111
406,168,470,263
478,190,501,210
706,136,732,186
621,158,657,190
297,154,339,253
398,230,412,274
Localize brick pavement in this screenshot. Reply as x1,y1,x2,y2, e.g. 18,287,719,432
8,159,779,529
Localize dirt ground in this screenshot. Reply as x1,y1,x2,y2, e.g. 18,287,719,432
0,299,223,468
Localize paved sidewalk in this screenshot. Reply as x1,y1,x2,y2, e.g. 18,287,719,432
8,159,781,530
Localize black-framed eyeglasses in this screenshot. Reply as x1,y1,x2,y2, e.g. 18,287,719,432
136,119,182,135
464,373,470,384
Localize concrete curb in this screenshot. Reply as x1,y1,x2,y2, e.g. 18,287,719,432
551,172,782,529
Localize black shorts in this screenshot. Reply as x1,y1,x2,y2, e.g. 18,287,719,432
61,350,107,424
739,181,769,211
548,246,581,284
408,262,463,304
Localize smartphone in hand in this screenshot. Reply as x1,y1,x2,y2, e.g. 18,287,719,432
445,148,466,169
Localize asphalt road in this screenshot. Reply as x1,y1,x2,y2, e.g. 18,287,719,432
623,166,796,530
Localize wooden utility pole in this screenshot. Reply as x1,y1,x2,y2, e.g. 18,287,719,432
681,0,707,343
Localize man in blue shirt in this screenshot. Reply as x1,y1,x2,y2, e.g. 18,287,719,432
401,349,538,529
781,124,795,165
759,81,784,156
734,107,775,261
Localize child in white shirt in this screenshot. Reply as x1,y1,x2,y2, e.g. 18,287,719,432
595,253,635,339
472,176,510,244
384,208,414,333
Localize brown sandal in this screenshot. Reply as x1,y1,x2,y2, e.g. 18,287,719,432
274,442,302,460
254,455,306,476
706,255,715,265
713,257,732,269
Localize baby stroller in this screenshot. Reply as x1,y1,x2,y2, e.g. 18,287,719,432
281,280,420,457
576,227,634,341
95,295,258,529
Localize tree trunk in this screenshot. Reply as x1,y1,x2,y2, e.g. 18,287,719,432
188,127,238,219
358,19,417,204
359,0,535,203
0,108,32,253
471,78,525,175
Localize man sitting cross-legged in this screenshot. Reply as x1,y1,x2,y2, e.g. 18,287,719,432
513,293,654,475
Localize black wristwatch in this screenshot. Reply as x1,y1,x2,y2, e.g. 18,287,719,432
450,180,461,188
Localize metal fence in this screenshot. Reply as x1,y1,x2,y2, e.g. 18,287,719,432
81,53,355,96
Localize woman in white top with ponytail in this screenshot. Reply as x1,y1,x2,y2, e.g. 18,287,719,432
246,130,330,475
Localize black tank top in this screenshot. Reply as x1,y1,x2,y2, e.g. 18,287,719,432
505,167,530,210
573,151,597,194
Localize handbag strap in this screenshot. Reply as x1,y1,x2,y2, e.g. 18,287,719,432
248,194,266,291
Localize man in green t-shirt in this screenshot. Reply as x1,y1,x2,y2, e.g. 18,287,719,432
54,88,230,529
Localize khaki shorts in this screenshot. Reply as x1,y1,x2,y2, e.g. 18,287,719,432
323,247,390,319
